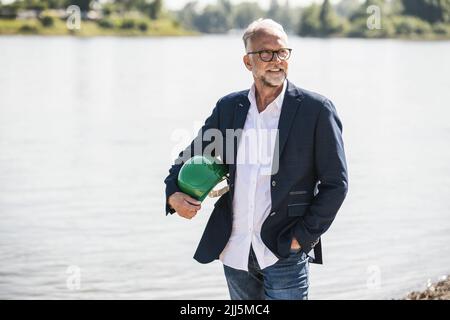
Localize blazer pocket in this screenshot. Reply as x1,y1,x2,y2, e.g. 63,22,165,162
287,203,310,217
289,190,308,195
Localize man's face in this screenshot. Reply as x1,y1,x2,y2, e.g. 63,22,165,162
243,30,289,88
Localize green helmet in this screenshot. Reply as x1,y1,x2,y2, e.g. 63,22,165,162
177,155,228,201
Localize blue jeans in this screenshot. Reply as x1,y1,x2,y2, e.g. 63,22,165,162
223,246,310,300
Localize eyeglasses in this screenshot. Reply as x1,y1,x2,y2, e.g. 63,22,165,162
246,48,292,62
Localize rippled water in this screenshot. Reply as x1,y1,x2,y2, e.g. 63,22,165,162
0,35,449,299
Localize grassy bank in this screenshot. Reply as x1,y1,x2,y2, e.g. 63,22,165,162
0,17,196,37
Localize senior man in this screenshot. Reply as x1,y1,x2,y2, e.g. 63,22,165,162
164,19,348,300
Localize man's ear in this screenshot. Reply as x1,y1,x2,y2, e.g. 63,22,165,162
243,55,252,71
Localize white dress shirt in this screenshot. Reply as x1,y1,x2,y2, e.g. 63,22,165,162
219,80,287,271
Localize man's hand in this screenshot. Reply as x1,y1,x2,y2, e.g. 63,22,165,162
291,236,302,250
168,192,201,220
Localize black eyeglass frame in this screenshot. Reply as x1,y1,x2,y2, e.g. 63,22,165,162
246,48,293,62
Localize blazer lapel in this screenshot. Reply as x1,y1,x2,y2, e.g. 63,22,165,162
233,96,250,133
228,81,304,195
228,93,250,188
277,80,304,158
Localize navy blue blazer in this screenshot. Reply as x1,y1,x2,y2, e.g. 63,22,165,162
164,80,348,265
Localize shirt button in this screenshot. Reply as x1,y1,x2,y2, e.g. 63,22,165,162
272,180,276,187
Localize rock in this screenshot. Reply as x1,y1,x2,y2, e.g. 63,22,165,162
405,277,450,300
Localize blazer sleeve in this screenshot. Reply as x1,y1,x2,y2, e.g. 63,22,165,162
163,99,222,215
293,98,349,254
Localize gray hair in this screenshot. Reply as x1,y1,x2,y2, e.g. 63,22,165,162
242,18,287,51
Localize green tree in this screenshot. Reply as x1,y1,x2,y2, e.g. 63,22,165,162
149,0,163,20
267,0,280,21
298,4,321,36
40,15,54,27
114,0,139,12
44,0,66,9
0,2,20,19
194,4,230,33
391,15,433,35
278,0,295,32
67,0,91,12
177,1,199,30
335,0,360,18
402,0,450,23
319,0,344,36
218,0,232,29
219,0,232,16
20,0,48,11
232,2,263,29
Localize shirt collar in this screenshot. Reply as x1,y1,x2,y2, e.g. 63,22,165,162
248,79,287,113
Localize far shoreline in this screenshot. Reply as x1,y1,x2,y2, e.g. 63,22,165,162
1,32,450,42
0,17,197,38
1,17,450,41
